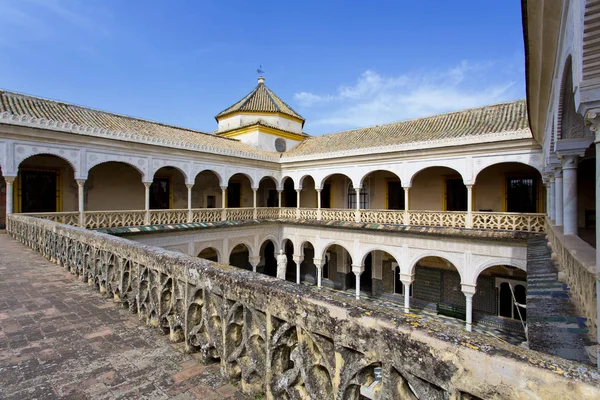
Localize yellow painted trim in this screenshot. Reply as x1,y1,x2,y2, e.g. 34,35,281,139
442,177,447,211
217,111,304,124
218,124,306,141
15,167,62,213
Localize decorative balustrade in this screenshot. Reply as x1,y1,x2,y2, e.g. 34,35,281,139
360,209,404,225
546,221,597,337
14,208,547,232
21,211,80,226
150,209,188,225
409,210,467,228
321,208,355,222
225,207,254,221
191,208,222,223
85,210,146,229
256,207,279,219
7,214,600,399
299,208,318,220
472,212,545,232
279,207,297,219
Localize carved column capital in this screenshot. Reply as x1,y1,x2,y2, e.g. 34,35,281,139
4,176,16,184
186,184,194,190
143,181,152,189
584,109,600,142
558,154,581,170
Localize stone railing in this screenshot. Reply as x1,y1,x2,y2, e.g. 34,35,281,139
409,210,467,228
191,208,223,223
473,212,545,232
150,209,188,225
17,209,547,233
321,208,355,222
546,221,597,336
21,211,80,226
7,214,600,399
360,209,404,225
85,210,146,229
256,207,280,219
225,207,254,221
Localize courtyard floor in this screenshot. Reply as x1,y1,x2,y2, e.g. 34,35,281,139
0,232,247,400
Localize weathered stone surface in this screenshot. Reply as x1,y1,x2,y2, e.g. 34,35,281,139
0,231,247,399
7,214,600,399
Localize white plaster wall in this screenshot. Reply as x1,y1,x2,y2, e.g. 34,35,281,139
217,113,302,134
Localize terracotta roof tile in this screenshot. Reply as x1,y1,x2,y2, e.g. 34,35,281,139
283,100,530,157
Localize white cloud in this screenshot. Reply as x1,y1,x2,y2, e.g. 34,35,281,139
294,61,523,134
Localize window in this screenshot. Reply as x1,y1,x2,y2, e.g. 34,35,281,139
445,178,467,211
506,177,537,212
348,183,368,209
275,138,286,152
387,181,405,210
19,169,59,213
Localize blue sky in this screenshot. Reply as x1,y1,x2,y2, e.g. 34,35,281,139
0,0,525,135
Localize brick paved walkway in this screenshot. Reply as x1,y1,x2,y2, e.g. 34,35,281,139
0,232,247,399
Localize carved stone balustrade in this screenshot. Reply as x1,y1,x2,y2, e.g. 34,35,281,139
7,214,600,399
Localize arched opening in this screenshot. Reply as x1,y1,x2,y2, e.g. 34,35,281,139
360,250,401,297
282,239,295,282
299,175,317,208
258,176,278,207
16,154,77,213
151,166,187,209
412,256,464,318
227,173,253,208
476,265,527,323
192,170,222,208
197,247,220,263
299,241,316,283
259,240,277,276
281,177,296,207
320,173,353,209
411,167,466,211
86,162,143,211
475,162,543,213
360,170,403,210
229,243,251,270
0,168,6,227
323,244,353,290
578,145,596,247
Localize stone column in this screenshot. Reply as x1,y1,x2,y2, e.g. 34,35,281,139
252,188,258,219
352,264,364,300
403,186,410,225
221,186,227,221
278,190,283,208
143,182,152,225
293,254,304,285
554,169,563,226
76,179,86,227
355,187,361,222
249,256,260,273
186,184,193,223
5,177,15,215
314,258,323,288
560,155,580,235
548,177,555,221
316,189,322,220
400,273,414,314
466,184,473,228
462,284,476,332
296,189,301,218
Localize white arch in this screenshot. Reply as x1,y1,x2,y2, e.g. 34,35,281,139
87,159,146,181
406,162,468,187
226,171,255,188
258,174,278,187
150,164,188,183
193,168,224,187
16,151,79,178
408,251,465,282
358,168,402,188
317,172,355,191
357,247,403,270
281,237,295,252
280,175,295,190
298,174,316,190
469,258,527,286
319,240,355,263
228,240,255,259
196,246,222,263
259,235,280,253
473,159,543,184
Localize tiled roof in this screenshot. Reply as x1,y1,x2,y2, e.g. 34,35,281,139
0,90,275,158
215,79,304,122
283,100,530,158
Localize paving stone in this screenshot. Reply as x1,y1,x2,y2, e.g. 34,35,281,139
0,233,248,399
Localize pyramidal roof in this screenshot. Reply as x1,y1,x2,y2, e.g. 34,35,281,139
215,77,304,123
